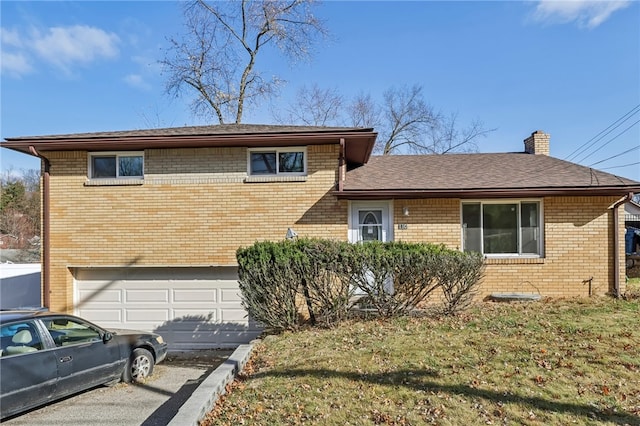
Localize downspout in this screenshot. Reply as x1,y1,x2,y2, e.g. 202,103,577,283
610,192,633,298
338,138,345,192
29,146,51,309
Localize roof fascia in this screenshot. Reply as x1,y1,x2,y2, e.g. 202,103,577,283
2,130,378,165
334,187,640,199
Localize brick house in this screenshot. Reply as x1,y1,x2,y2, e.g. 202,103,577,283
3,125,639,348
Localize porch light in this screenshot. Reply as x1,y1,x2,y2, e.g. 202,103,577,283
286,228,298,240
403,206,410,216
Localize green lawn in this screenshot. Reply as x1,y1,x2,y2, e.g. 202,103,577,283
204,296,640,425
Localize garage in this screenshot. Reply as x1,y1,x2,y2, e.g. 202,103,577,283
73,267,262,349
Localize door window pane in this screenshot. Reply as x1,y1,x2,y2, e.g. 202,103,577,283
359,210,382,242
1,322,43,356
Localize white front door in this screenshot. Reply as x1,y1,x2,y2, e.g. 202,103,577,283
349,201,393,243
349,201,394,294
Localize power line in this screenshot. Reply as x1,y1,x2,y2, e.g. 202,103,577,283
574,118,640,164
599,161,640,171
565,103,640,162
589,145,640,167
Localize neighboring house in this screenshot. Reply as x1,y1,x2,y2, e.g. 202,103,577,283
625,199,640,229
2,126,639,349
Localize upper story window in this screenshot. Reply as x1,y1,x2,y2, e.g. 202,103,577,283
248,148,306,176
89,152,144,179
462,200,542,257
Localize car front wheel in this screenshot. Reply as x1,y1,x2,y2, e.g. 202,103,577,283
123,348,154,382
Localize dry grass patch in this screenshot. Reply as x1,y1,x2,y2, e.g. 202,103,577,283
204,297,640,425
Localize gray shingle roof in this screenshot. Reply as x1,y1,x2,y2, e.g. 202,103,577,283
5,124,370,141
344,153,640,191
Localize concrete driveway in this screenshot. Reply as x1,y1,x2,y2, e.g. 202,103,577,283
3,350,232,426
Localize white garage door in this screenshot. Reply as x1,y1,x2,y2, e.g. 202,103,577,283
74,267,262,350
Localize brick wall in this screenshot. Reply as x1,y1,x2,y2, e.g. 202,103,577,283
45,145,624,311
47,144,347,312
391,196,624,299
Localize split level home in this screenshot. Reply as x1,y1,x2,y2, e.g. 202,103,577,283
3,125,639,349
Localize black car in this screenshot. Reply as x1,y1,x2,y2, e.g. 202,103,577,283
0,310,168,419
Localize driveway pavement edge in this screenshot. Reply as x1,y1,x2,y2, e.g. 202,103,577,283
167,341,257,426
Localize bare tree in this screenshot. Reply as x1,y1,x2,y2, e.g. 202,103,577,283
280,83,494,154
162,0,327,124
424,112,491,154
347,92,381,129
376,85,438,154
374,85,494,155
274,84,344,126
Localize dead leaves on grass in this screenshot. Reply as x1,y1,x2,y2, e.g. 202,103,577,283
203,298,640,425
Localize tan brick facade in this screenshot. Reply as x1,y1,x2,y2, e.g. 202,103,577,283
46,144,625,312
47,144,348,312
392,197,625,298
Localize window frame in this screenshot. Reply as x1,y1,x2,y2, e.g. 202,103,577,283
461,199,544,258
247,147,307,177
88,151,144,179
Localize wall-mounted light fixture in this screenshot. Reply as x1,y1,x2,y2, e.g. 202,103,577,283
286,228,298,240
402,206,410,216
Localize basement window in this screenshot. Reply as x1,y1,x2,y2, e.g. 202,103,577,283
462,200,543,257
89,152,144,179
248,148,306,176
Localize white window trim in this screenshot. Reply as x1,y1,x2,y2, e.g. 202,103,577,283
460,199,544,258
247,147,307,177
88,151,144,180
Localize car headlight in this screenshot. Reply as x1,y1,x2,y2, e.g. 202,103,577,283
155,335,164,344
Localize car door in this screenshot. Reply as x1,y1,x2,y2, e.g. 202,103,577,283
42,316,123,398
0,320,58,419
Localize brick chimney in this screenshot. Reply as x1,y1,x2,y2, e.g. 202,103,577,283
524,130,550,155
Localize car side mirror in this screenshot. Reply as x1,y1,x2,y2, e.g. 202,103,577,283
102,332,113,343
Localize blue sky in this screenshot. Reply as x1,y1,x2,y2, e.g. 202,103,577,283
1,0,639,181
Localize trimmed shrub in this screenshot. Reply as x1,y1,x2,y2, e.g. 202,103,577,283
295,239,355,327
237,238,485,330
344,242,449,317
437,250,485,315
237,241,301,331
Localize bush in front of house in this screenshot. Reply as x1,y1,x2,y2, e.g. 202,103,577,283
436,250,485,315
237,240,302,331
344,241,447,318
236,238,485,331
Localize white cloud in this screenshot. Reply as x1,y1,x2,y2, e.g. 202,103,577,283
1,51,34,77
124,73,151,91
30,25,120,72
1,24,121,78
1,28,24,47
1,28,32,76
533,0,631,28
